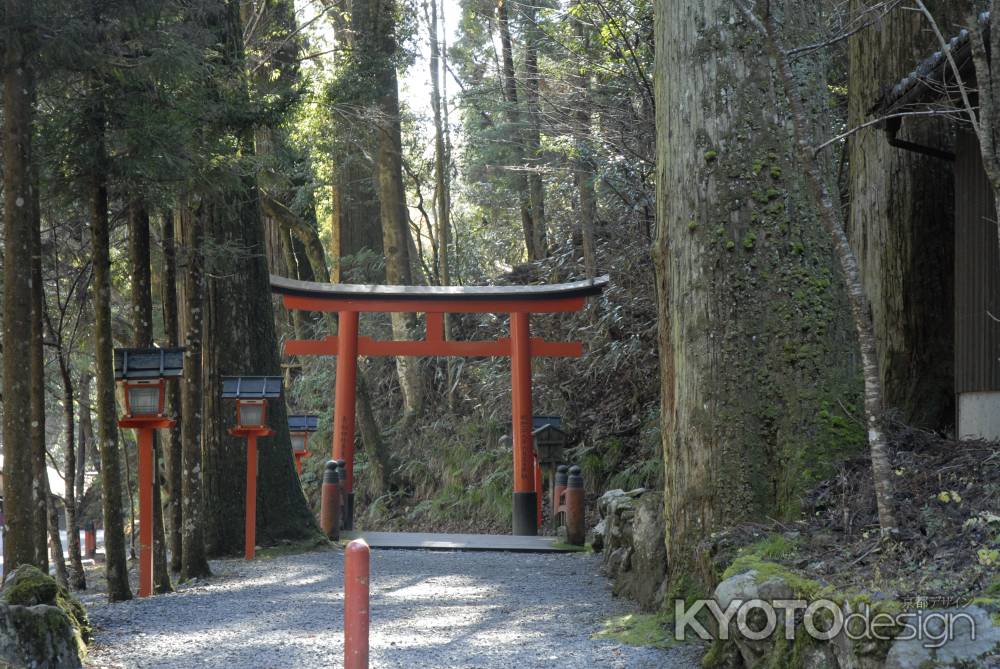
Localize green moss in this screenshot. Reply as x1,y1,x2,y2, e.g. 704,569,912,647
2,567,58,607
549,541,588,552
743,232,757,250
593,612,676,649
722,557,823,600
1,565,92,658
726,240,736,251
704,149,719,162
688,220,698,232
770,166,783,179
255,535,330,559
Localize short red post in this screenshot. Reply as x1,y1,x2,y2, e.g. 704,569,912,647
344,538,370,669
84,522,97,559
245,433,258,561
321,461,341,541
137,427,154,597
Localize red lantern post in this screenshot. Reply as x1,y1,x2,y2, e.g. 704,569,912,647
223,377,283,561
114,348,184,598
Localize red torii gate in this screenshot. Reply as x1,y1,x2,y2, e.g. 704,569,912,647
271,274,609,536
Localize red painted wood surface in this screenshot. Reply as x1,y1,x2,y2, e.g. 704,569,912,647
284,335,582,358
333,312,359,490
282,294,587,314
344,539,370,669
138,428,154,597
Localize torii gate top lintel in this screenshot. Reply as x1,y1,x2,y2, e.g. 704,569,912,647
271,273,609,537
270,274,609,313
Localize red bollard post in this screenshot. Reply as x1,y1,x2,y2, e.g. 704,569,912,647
84,522,97,559
565,465,585,546
321,461,341,541
344,539,370,669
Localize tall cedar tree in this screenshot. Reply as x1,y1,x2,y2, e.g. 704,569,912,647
127,202,173,593
180,206,212,579
653,0,867,587
3,0,39,575
89,76,133,600
162,213,184,573
353,0,424,420
201,0,318,555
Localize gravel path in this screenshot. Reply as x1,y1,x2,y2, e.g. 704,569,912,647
83,546,703,668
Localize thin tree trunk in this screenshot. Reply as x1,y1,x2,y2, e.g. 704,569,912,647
3,0,38,576
180,206,212,579
572,1,598,280
61,363,86,589
78,373,93,516
29,105,50,573
128,201,173,593
496,0,538,261
162,212,184,573
522,0,547,258
90,75,133,602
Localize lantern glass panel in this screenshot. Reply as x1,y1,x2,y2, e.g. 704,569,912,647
239,402,264,427
128,386,161,416
291,434,306,454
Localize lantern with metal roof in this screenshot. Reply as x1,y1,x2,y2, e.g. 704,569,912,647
288,414,319,475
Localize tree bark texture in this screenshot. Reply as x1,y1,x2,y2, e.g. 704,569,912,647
3,0,39,576
496,0,540,261
90,84,133,601
653,0,863,586
200,0,318,554
180,206,212,580
128,202,173,593
846,1,956,430
162,212,184,573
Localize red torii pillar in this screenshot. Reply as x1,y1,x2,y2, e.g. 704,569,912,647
272,275,609,536
333,310,359,529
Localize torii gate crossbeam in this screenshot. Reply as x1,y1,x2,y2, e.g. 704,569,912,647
272,274,609,536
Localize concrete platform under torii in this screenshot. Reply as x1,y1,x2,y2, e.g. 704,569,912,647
341,531,586,553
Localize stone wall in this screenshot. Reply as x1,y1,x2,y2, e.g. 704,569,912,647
591,488,668,611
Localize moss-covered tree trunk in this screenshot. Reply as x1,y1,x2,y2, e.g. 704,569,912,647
846,1,960,431
653,0,861,588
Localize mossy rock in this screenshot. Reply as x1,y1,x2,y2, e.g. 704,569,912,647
2,565,92,649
